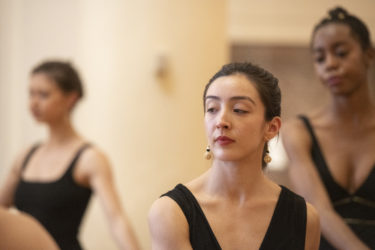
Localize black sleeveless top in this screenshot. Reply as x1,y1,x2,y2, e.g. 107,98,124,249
14,144,92,250
162,184,307,250
299,115,375,249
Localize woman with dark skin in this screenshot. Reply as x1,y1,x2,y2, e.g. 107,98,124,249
282,7,375,250
149,62,320,250
0,61,140,250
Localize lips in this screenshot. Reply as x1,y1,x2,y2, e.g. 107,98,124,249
215,136,235,146
326,76,343,86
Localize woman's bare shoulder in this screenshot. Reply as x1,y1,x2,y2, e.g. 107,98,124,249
11,143,42,173
148,195,191,249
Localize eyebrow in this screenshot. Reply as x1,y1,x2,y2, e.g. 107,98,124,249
205,95,256,105
313,41,347,53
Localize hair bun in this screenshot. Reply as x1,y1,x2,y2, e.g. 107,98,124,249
329,7,349,20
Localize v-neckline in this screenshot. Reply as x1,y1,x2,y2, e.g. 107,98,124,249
314,136,375,196
302,116,375,196
179,184,285,249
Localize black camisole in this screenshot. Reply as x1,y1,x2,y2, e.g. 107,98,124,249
299,115,375,249
14,144,92,250
162,184,307,250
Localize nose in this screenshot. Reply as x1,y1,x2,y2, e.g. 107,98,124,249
325,54,339,71
216,110,231,130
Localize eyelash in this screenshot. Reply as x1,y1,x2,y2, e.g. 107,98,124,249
336,50,348,58
315,56,324,63
315,49,349,64
206,107,216,113
233,109,248,114
206,107,248,114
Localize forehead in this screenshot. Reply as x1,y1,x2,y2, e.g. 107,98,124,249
312,23,356,49
30,73,58,89
206,73,260,100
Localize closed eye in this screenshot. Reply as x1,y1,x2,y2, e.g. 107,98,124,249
206,107,217,113
315,56,325,64
336,50,348,58
233,109,248,114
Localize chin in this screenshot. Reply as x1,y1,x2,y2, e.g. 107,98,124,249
33,116,47,123
213,152,243,162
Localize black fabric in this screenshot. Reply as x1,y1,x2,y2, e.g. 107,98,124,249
14,144,92,250
162,184,307,250
299,115,375,249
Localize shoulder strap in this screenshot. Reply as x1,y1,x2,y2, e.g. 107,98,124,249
161,184,199,229
298,115,343,198
21,144,41,171
161,184,222,250
298,115,319,144
65,143,91,175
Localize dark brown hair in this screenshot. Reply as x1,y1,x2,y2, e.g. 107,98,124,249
32,61,84,99
203,62,281,168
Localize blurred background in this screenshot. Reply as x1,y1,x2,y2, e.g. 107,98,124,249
0,0,374,249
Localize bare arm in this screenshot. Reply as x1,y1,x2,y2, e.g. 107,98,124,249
282,120,370,250
0,148,30,207
305,203,320,250
80,148,140,250
148,196,193,250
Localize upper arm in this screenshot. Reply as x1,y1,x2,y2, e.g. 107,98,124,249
77,147,123,217
305,203,320,250
148,196,192,250
0,148,30,207
281,120,332,210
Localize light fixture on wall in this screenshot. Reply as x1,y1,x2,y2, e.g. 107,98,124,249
154,52,169,79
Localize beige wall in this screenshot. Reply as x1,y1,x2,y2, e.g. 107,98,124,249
1,1,374,249
229,0,375,45
0,0,228,249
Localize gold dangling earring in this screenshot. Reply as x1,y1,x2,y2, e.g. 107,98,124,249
204,146,212,160
264,150,272,164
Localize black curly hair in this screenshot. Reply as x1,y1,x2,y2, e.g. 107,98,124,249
312,6,372,50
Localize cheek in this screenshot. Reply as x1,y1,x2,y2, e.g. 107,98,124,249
204,117,215,138
313,64,324,77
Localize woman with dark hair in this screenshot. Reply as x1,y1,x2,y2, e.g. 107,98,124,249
282,7,375,250
149,62,320,249
0,61,140,250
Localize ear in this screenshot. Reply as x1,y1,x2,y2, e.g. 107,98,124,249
264,116,281,141
364,47,375,67
65,92,79,112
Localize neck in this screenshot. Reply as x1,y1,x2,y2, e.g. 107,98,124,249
205,157,269,203
46,116,79,146
329,84,375,124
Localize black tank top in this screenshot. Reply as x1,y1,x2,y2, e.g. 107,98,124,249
162,184,307,250
14,144,92,250
299,115,375,249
